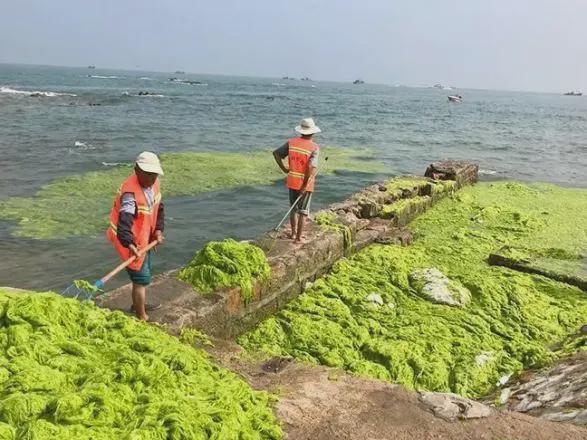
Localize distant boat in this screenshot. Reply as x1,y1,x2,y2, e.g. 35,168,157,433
87,65,96,69
433,83,443,89
300,77,312,81
174,70,185,74
564,91,582,96
353,79,365,84
448,95,463,103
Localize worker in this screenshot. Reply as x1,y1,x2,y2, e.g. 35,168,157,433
273,118,321,244
106,151,165,321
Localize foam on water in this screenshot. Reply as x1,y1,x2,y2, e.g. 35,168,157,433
0,86,76,97
88,75,118,79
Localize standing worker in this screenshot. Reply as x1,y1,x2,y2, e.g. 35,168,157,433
273,118,321,244
106,151,165,321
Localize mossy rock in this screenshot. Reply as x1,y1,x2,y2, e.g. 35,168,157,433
409,268,472,307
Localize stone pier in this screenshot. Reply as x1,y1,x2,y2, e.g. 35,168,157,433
100,160,479,338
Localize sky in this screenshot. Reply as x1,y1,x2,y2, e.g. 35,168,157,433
1,0,586,92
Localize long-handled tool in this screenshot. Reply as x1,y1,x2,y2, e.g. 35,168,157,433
257,157,328,251
62,240,159,300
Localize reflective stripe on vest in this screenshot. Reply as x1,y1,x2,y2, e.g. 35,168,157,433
286,137,318,192
106,174,161,271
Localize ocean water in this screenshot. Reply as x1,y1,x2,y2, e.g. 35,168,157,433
1,63,586,291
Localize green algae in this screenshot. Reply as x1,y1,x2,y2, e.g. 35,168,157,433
178,239,270,301
380,196,431,220
72,280,101,294
239,181,587,398
313,212,353,254
384,176,455,199
0,288,281,439
0,148,384,240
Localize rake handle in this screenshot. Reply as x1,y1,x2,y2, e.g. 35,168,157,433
99,240,159,286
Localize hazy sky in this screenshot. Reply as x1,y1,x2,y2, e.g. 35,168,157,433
1,0,585,92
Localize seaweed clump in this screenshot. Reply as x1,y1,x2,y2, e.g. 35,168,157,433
0,288,281,439
239,182,587,398
178,238,271,301
314,212,353,254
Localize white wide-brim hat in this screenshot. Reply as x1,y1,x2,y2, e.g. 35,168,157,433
295,117,321,135
136,151,164,175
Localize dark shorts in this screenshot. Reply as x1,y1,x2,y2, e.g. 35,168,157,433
126,251,152,285
289,189,313,216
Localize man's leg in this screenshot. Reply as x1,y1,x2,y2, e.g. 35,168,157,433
289,212,297,239
294,192,312,243
131,283,148,321
288,189,299,239
126,251,153,320
295,213,306,243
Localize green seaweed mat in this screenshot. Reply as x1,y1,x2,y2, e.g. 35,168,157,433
0,149,383,239
0,288,281,439
239,182,587,398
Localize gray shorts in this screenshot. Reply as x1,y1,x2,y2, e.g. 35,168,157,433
289,189,312,216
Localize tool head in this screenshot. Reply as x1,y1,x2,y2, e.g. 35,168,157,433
61,279,102,301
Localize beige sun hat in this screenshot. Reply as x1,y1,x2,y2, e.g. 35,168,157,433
135,151,164,175
295,117,321,135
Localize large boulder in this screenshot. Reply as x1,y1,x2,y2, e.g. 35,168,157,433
419,392,493,421
409,268,471,307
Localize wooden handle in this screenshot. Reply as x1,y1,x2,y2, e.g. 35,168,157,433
101,240,159,284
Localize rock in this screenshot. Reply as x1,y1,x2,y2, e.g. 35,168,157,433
499,388,511,405
409,268,471,307
419,392,493,421
580,324,587,334
497,373,512,387
366,293,384,306
475,352,494,366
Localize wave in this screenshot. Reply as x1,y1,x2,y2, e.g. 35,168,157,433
73,141,95,150
139,77,153,80
0,86,76,97
102,161,125,167
88,75,118,79
272,83,286,86
479,169,498,175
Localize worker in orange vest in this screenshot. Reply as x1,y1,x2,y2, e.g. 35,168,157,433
107,151,165,321
273,118,321,244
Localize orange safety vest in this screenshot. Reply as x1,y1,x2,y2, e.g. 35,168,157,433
106,174,161,271
286,137,318,192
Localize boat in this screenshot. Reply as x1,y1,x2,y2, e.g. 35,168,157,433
564,91,582,96
448,95,462,103
433,83,443,89
353,79,365,85
174,70,185,74
300,77,312,81
87,65,96,69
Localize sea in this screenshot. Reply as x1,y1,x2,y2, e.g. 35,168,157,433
1,63,586,291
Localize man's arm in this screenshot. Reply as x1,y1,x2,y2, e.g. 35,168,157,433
273,143,289,174
153,202,165,244
300,149,319,192
117,192,140,257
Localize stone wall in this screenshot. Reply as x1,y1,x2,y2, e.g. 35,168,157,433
101,160,479,338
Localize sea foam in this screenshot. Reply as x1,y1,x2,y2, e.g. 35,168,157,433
0,86,76,97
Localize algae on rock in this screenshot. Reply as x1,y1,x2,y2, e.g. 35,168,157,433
240,182,587,399
409,268,471,307
314,212,353,254
178,238,270,301
0,288,282,439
